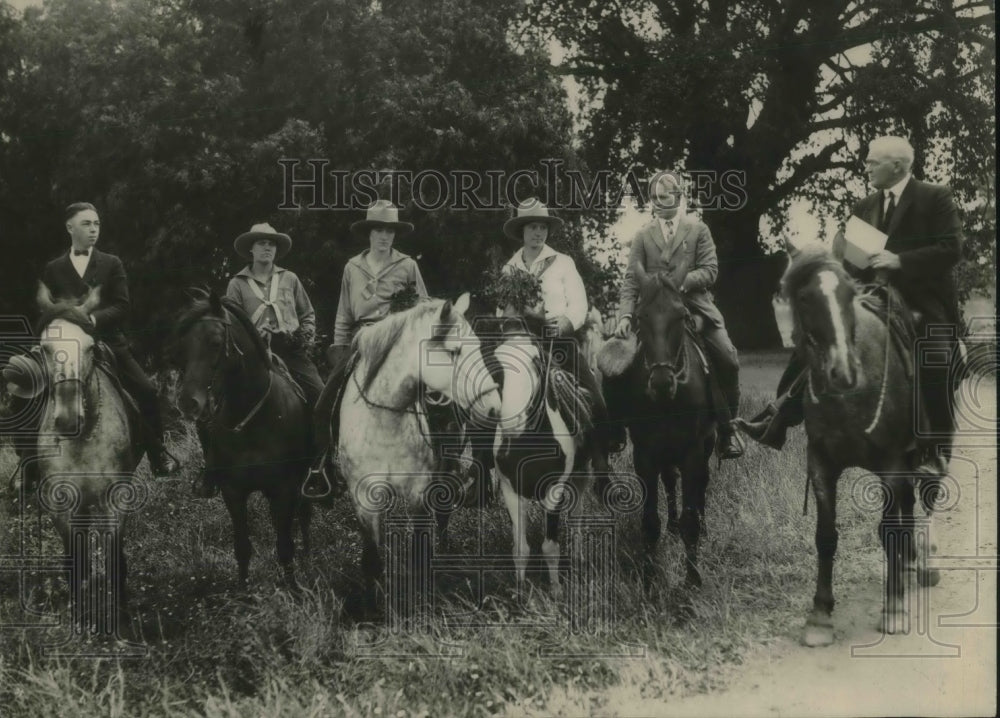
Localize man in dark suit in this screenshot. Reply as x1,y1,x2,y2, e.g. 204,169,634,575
739,136,962,476
38,202,178,476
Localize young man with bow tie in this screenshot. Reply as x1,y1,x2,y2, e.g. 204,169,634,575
38,202,179,477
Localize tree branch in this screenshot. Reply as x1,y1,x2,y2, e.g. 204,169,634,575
825,13,992,56
770,139,848,205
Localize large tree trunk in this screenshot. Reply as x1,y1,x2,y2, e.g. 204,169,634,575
707,216,787,351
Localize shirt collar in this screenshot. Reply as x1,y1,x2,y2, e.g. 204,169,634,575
514,243,557,270
348,248,410,276
236,264,285,280
886,174,911,200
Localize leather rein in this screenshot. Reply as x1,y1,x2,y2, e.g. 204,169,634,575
194,311,273,433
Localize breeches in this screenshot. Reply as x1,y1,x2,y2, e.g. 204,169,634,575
112,346,162,438
701,324,740,415
278,349,324,408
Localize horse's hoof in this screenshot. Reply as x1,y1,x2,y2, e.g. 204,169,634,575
879,608,910,635
685,569,703,590
917,567,941,587
802,622,835,647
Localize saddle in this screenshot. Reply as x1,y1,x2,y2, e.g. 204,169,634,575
92,341,142,422
857,284,918,380
267,351,306,404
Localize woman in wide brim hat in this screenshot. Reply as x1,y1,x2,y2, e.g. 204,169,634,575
494,197,621,460
349,199,415,239
233,222,292,261
501,198,564,242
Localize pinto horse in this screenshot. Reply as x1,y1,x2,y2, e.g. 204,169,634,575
32,285,143,628
337,294,500,601
174,289,311,589
492,315,600,598
603,264,716,588
782,243,941,647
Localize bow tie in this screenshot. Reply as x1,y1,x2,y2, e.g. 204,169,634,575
73,249,89,257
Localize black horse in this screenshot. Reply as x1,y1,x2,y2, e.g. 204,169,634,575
174,289,311,589
602,265,717,588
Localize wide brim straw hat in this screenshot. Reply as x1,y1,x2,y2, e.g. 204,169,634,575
502,198,565,241
233,223,292,260
350,199,414,239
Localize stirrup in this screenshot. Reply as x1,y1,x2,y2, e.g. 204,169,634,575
302,449,338,500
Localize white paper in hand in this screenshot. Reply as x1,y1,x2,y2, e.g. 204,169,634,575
843,216,888,269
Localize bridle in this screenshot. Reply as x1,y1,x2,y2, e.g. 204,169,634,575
186,309,272,433
45,340,100,434
638,296,693,401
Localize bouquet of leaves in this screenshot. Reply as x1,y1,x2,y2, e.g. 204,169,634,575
483,267,543,316
388,281,421,313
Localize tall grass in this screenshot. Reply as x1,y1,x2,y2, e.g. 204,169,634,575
0,356,893,716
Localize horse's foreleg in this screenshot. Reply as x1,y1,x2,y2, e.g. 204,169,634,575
803,447,838,647
542,508,562,600
878,476,913,635
267,488,301,592
663,465,681,536
298,499,312,558
633,446,660,588
222,487,253,587
498,471,529,598
358,512,383,610
679,451,709,589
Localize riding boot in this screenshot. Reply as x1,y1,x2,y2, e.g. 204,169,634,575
699,324,745,459
3,391,43,496
302,346,352,499
734,352,807,450
711,354,744,459
113,345,179,477
909,351,957,479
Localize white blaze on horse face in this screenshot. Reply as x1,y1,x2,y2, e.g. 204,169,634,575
817,271,853,385
495,339,541,439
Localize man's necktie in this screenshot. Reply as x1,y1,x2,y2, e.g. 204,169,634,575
881,191,896,232
73,249,89,256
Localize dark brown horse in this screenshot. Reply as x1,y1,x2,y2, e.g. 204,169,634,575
174,290,311,589
602,264,716,588
782,242,941,647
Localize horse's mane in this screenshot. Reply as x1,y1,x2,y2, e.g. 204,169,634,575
175,296,271,362
36,306,93,336
781,244,854,299
354,298,442,392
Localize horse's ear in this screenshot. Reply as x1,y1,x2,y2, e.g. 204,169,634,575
208,290,223,313
80,285,102,314
454,292,470,317
831,229,846,261
186,286,209,302
783,236,801,260
36,282,54,311
439,298,454,324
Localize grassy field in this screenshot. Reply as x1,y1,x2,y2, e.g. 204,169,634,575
0,352,893,716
